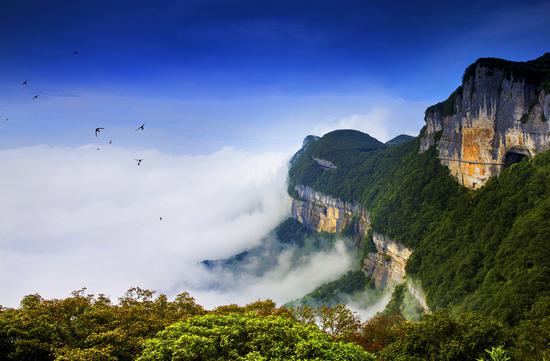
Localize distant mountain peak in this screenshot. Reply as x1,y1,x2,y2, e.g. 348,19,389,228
386,134,415,146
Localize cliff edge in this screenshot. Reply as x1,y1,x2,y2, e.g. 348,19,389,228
420,53,550,189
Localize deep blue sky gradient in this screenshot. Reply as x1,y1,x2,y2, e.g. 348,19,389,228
1,0,549,153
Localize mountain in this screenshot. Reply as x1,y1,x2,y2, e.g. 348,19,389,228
385,134,415,146
286,54,550,357
199,54,550,360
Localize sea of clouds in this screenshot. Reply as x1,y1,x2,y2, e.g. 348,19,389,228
0,144,356,308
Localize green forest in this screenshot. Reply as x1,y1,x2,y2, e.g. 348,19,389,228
288,129,550,359
0,287,532,360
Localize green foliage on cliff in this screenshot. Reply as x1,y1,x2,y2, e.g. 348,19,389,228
288,128,550,348
385,134,415,146
288,129,386,201
287,270,369,307
289,132,466,249
407,150,550,328
425,85,462,116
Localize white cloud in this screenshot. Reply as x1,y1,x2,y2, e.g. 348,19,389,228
0,144,299,307
312,98,427,142
196,240,354,307
314,108,392,141
0,144,361,309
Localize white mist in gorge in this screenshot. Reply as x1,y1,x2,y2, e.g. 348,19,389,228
0,144,361,308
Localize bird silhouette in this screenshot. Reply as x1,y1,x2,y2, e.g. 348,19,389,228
134,159,143,166
160,217,163,221
136,123,145,131
95,127,104,137
73,50,79,55
32,95,39,100
109,139,112,144
22,80,28,86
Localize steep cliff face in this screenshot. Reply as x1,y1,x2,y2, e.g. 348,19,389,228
291,184,429,310
291,184,369,238
421,53,550,189
362,232,412,289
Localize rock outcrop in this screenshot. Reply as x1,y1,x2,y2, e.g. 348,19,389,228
420,53,550,189
362,232,412,289
291,184,369,238
290,184,429,310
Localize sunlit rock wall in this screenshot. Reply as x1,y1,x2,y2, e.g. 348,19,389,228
421,56,550,189
291,184,369,238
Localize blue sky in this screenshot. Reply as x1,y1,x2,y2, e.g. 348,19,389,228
1,0,549,153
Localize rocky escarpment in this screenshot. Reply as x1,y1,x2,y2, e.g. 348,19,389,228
420,53,550,189
362,232,411,289
291,184,428,311
291,184,369,241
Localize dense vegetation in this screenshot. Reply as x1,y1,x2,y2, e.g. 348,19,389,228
2,289,530,360
287,270,369,307
0,288,204,360
289,131,466,248
384,134,415,147
138,313,373,360
288,129,550,359
408,151,550,326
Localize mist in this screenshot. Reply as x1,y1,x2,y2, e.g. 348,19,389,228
0,144,359,309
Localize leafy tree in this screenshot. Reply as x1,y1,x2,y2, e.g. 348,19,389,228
137,313,375,361
476,346,511,361
380,311,510,361
0,288,204,360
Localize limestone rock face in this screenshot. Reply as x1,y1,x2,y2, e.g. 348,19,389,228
291,184,369,238
362,232,412,289
290,184,429,310
420,54,550,189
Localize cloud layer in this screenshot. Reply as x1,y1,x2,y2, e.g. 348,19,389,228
0,144,298,307
312,98,427,142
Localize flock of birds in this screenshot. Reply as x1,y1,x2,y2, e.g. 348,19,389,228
93,123,145,166
9,50,163,221
11,50,148,167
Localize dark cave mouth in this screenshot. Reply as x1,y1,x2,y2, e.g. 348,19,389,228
503,150,530,168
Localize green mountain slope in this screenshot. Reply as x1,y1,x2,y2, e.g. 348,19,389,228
288,129,550,327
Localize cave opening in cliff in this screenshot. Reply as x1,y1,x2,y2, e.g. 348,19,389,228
503,150,530,169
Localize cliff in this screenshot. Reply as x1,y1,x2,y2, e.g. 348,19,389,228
290,183,429,311
362,232,411,289
291,185,402,277
291,184,369,238
420,53,550,189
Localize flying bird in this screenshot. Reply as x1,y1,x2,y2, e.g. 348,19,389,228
32,95,39,100
136,123,145,131
73,50,79,55
134,159,143,166
22,80,28,86
95,127,104,137
160,217,163,221
109,139,112,144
